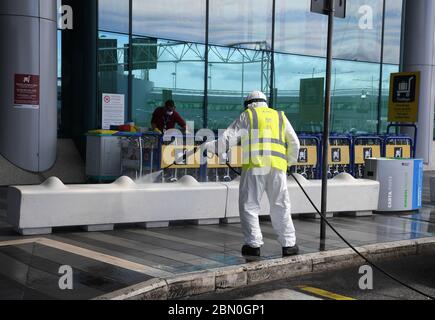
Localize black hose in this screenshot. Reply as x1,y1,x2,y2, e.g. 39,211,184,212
289,172,435,300
161,147,200,171
226,162,242,177
222,159,435,299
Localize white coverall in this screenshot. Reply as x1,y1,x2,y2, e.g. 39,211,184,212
206,102,301,248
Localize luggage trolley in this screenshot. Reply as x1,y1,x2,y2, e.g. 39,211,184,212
352,135,383,179
326,134,352,178
384,134,414,159
160,134,201,183
119,132,161,180
290,135,321,180
141,132,162,175
204,133,226,182
206,145,242,182
119,133,145,180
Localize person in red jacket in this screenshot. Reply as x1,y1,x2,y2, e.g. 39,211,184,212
151,100,186,134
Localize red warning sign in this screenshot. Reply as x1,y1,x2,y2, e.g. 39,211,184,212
14,74,40,109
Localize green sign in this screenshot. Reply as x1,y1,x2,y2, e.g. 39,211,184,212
98,39,118,72
124,38,158,71
299,78,325,123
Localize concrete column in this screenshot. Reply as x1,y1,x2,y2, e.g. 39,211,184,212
402,0,435,164
0,0,57,172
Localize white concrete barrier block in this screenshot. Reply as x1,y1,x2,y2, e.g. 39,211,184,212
223,173,379,218
7,173,379,235
8,176,228,233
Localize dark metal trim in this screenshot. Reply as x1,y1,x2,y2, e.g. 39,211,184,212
320,0,336,248
377,0,387,134
127,0,133,122
203,0,210,128
269,0,276,108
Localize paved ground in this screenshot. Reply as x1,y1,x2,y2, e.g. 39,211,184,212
191,253,435,301
1,184,435,299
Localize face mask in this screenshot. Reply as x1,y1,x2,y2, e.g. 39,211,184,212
167,111,174,116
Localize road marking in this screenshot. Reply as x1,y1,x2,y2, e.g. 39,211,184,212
36,238,174,278
299,286,356,300
242,289,323,300
0,237,173,278
0,237,175,278
0,238,41,247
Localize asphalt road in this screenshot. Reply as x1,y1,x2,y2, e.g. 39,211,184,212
190,253,435,300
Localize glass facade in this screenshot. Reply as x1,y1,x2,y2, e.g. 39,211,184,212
99,0,130,34
131,38,206,128
132,0,206,43
98,32,130,123
97,0,403,133
209,0,273,49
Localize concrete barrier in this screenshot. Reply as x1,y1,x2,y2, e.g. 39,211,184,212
7,173,380,235
7,176,228,235
224,173,380,218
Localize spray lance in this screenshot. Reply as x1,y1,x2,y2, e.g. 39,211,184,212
161,145,204,171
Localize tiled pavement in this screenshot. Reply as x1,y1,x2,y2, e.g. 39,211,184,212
0,183,435,300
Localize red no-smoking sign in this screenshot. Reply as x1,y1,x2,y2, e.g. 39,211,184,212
14,74,40,109
104,95,111,104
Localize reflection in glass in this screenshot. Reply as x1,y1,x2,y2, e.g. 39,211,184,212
276,0,384,63
275,0,328,57
98,32,130,123
207,45,271,130
209,0,272,50
99,0,130,34
132,0,206,43
334,0,383,62
381,64,399,133
330,60,381,134
384,0,403,64
131,38,205,129
274,53,384,134
274,53,326,132
94,0,403,135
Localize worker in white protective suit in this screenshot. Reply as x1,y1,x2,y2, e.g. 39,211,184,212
205,91,301,257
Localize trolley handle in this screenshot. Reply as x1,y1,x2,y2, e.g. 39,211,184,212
386,123,417,158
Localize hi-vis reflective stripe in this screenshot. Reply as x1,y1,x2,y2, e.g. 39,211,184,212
249,106,259,129
243,150,288,161
259,138,287,147
249,107,260,151
278,110,284,141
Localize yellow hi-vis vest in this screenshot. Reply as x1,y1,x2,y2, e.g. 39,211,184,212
242,106,288,172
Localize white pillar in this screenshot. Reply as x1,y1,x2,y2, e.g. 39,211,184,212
0,0,57,172
402,0,435,164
